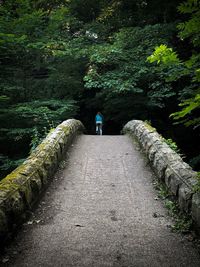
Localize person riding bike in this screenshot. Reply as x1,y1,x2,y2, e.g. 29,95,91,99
95,112,103,135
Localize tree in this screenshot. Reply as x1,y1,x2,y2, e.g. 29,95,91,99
147,0,200,128
0,0,83,178
83,24,177,124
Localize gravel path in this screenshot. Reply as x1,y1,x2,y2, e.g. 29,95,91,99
1,135,200,267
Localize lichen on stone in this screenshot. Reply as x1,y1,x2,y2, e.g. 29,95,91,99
0,119,84,244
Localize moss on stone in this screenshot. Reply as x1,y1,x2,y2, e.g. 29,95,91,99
144,122,156,132
0,119,84,245
0,180,20,192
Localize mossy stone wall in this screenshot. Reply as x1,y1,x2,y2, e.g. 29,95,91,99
0,119,84,245
123,120,200,233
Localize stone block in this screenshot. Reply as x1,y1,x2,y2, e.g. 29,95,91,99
140,132,158,154
165,166,181,196
29,174,42,202
192,193,200,231
9,190,26,222
12,177,34,208
148,144,157,162
152,150,168,181
178,184,193,213
0,209,8,242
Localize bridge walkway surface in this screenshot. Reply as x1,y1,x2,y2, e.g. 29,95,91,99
1,135,200,267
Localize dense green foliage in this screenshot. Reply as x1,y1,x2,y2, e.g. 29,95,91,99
84,24,177,123
0,0,199,178
148,0,200,128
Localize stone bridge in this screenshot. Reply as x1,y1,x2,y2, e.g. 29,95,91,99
0,119,200,266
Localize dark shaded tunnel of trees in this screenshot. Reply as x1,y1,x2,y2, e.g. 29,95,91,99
0,0,200,180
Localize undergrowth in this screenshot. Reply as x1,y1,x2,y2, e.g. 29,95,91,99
193,172,200,193
30,114,55,152
162,138,181,155
153,180,193,233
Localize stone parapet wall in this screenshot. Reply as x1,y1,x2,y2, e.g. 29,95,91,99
0,119,84,244
123,120,200,232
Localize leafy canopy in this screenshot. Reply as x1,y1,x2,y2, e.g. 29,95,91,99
147,0,200,128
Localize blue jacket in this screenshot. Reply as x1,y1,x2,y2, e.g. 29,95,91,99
95,114,103,122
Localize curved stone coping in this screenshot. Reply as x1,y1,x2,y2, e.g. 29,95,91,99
0,119,84,244
123,120,200,232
